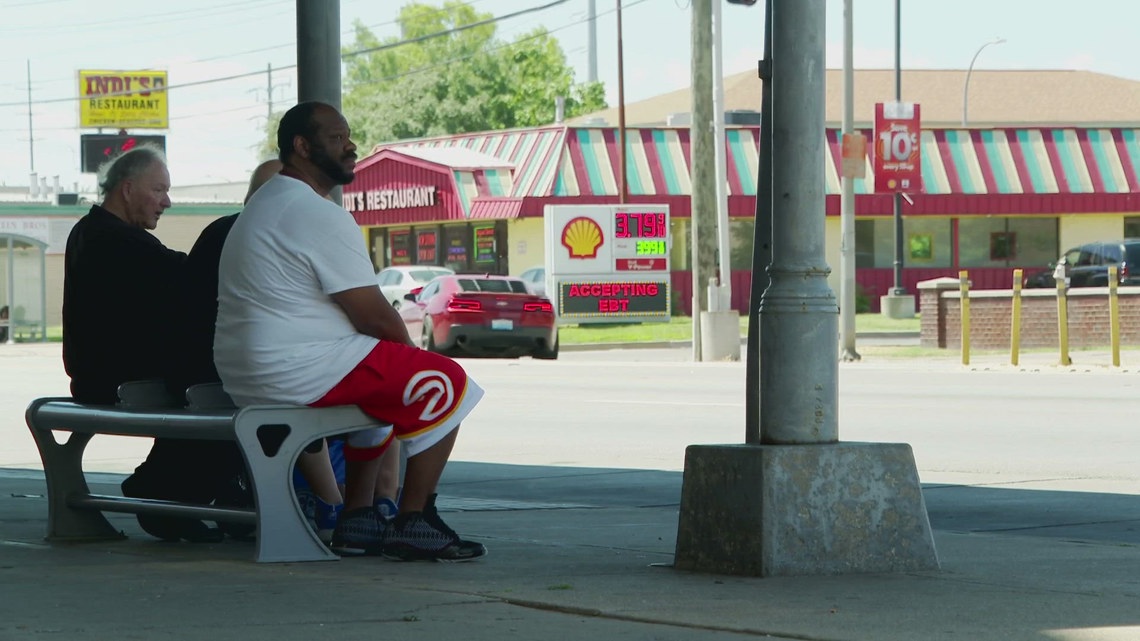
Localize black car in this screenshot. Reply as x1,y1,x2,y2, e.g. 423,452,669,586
1024,239,1140,288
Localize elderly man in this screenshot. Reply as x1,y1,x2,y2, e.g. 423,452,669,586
62,145,225,542
216,102,485,561
63,144,182,404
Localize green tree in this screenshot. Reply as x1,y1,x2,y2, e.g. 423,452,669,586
341,1,606,150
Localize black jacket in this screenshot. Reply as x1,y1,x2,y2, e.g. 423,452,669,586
62,205,186,404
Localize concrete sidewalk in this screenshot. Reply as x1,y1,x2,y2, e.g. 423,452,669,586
1,460,1138,641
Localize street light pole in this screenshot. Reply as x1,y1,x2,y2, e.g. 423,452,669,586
962,38,1005,126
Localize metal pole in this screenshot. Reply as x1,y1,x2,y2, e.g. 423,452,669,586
760,0,838,444
891,0,903,295
839,0,859,361
712,0,731,311
616,0,628,204
296,0,343,200
745,0,774,445
6,237,14,344
962,38,1005,126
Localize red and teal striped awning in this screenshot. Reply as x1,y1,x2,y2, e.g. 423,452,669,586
367,126,1140,216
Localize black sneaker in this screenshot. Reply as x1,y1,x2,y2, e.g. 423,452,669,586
382,494,486,562
330,507,387,556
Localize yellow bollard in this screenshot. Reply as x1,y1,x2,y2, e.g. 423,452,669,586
959,270,970,366
1109,265,1121,367
1011,269,1022,366
1056,273,1071,366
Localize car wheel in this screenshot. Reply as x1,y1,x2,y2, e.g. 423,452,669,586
534,335,559,360
422,318,437,352
391,299,402,311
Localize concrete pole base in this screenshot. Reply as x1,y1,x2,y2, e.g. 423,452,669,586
879,293,916,319
674,442,939,576
699,311,741,361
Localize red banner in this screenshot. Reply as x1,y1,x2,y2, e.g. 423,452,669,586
873,102,923,193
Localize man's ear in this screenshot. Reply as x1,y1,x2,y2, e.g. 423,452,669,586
294,134,310,160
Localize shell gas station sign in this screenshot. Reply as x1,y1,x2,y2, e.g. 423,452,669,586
543,204,671,323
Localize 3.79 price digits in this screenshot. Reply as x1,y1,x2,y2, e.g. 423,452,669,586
615,212,667,239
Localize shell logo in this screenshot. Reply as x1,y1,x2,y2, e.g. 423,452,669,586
561,216,604,259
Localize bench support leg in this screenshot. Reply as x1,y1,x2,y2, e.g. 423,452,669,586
234,410,342,563
29,428,124,542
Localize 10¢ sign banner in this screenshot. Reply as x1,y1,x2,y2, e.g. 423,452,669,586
873,102,923,193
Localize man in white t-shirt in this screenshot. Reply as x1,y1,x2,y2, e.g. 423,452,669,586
215,101,485,561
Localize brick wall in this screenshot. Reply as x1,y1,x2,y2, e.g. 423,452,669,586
920,284,1140,349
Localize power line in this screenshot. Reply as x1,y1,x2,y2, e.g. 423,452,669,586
0,0,624,109
346,0,650,89
0,0,579,110
343,0,570,58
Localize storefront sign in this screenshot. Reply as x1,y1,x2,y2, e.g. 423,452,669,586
416,230,437,264
78,70,168,129
0,218,50,246
544,204,671,323
473,225,496,264
389,229,412,265
873,102,922,193
558,280,670,318
343,186,438,212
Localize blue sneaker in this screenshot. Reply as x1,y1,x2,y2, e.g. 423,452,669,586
375,497,399,520
296,489,343,544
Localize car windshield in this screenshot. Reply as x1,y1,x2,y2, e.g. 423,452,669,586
1124,245,1140,265
409,269,451,283
457,278,528,294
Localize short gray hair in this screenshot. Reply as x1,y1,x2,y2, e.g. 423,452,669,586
97,144,168,198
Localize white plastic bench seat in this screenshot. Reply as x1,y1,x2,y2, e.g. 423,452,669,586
25,383,390,563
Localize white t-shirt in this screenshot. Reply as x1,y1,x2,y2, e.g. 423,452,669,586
214,174,379,406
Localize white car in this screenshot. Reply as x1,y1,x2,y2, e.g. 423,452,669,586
377,265,454,309
519,266,546,297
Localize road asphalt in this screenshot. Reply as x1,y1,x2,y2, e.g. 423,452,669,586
0,338,1137,641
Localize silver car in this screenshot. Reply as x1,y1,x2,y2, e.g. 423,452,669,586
519,266,546,297
377,265,454,309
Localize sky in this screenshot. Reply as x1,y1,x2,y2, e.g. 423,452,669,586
0,0,1135,191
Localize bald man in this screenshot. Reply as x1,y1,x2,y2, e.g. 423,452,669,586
166,159,283,391
121,160,287,543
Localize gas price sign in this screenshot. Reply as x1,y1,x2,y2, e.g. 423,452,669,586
544,204,671,323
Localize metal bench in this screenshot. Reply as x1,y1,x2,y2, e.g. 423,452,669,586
25,380,390,563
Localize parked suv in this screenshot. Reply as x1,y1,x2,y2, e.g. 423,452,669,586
1024,239,1140,288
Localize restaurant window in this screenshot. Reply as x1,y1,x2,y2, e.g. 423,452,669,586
388,228,412,266
442,224,470,272
958,217,1056,267
367,227,385,271
1125,216,1140,238
472,224,497,273
415,227,439,265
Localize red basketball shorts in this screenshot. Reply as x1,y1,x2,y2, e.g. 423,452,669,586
310,341,484,460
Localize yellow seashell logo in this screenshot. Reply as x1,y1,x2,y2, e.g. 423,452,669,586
561,216,604,259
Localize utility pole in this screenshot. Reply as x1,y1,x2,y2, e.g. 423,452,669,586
587,0,598,83
690,0,716,361
616,0,628,204
26,60,34,175
267,63,275,122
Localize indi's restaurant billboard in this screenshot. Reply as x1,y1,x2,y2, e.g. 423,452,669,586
77,70,169,129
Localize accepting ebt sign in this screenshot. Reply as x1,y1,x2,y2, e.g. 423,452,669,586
873,102,923,194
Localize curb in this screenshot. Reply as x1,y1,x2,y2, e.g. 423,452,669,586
560,332,920,352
